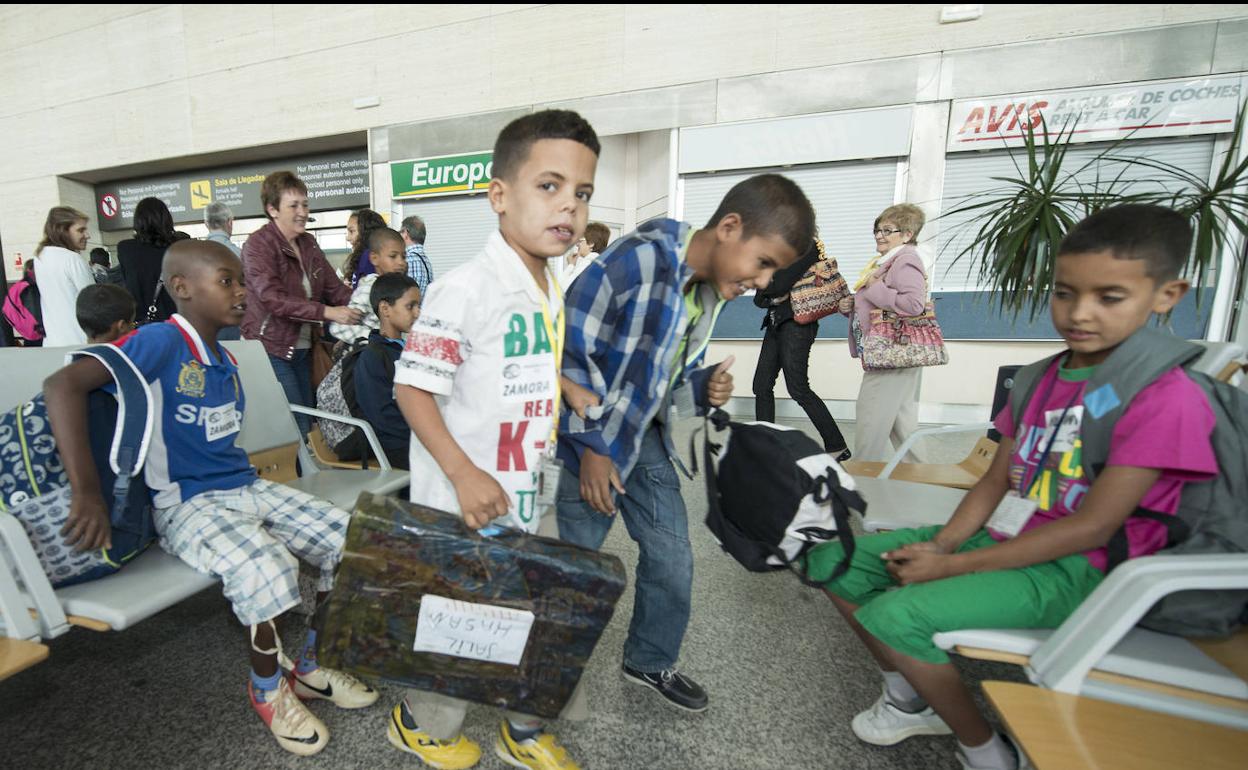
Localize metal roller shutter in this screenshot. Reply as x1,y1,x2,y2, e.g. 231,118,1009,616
400,194,497,282
680,159,899,282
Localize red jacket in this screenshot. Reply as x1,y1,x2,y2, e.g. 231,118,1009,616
241,220,352,360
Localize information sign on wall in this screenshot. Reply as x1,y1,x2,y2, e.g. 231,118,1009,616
948,75,1244,152
94,149,370,231
391,152,493,199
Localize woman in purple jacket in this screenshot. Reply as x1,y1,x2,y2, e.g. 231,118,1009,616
839,204,929,463
241,171,361,437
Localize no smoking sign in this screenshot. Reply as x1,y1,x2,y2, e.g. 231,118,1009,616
100,194,119,218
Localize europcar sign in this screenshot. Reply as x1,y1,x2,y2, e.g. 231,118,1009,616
391,152,493,199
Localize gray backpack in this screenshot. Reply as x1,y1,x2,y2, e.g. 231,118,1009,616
1010,328,1248,638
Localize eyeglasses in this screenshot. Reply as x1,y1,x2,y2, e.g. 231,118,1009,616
873,228,904,237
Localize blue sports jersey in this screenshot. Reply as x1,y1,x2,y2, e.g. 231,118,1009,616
111,314,256,507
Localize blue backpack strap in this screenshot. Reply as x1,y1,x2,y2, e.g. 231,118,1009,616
67,344,153,525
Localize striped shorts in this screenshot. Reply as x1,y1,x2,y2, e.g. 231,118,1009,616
154,478,349,626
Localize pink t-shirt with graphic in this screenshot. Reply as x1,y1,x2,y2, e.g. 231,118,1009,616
992,361,1217,572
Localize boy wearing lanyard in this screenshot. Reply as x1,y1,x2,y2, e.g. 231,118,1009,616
804,205,1218,770
556,175,813,714
389,110,599,770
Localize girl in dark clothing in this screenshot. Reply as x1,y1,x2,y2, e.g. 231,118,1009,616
341,208,387,288
117,197,178,322
752,236,850,459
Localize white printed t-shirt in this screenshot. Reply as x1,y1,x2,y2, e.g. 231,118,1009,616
395,230,562,533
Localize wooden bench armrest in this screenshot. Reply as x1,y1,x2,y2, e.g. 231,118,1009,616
983,681,1248,770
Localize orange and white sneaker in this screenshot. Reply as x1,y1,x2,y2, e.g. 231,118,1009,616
291,665,380,709
249,677,329,756
494,721,580,770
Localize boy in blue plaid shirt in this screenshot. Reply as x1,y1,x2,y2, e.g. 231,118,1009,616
45,240,378,757
556,175,815,712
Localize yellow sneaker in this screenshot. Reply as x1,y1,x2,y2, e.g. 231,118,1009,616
386,701,482,769
494,721,580,770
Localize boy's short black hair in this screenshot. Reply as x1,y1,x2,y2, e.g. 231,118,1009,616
76,284,135,338
492,110,600,181
369,227,404,254
706,174,816,256
370,272,419,317
1058,204,1192,281
89,247,110,267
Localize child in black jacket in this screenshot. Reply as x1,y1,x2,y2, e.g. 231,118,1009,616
354,272,422,470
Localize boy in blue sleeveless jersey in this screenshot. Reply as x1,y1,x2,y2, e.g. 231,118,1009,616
44,240,379,757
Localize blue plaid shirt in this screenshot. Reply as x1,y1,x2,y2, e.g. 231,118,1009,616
558,218,717,479
405,243,434,297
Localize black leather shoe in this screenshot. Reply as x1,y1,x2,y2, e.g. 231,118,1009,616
622,664,709,713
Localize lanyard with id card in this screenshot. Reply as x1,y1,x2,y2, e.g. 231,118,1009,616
534,270,566,511
987,381,1082,538
668,302,704,423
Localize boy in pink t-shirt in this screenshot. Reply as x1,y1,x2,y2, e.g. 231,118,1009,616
804,204,1218,770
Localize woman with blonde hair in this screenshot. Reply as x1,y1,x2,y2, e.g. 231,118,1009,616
839,203,929,462
35,206,95,346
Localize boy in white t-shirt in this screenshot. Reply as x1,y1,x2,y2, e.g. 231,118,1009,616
328,227,409,344
387,110,600,770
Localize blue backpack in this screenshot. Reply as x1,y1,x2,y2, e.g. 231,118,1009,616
0,345,156,587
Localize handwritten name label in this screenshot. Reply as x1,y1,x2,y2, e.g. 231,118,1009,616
413,595,535,666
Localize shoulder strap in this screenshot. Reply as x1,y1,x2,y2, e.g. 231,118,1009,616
1079,328,1202,482
1008,354,1063,429
68,344,154,525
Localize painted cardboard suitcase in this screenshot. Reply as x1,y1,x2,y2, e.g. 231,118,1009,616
318,493,627,719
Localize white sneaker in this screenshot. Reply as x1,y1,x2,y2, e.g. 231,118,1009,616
250,677,330,756
291,665,380,709
956,733,1033,770
851,689,952,746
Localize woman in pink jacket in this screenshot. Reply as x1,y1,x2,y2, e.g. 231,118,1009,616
839,204,929,463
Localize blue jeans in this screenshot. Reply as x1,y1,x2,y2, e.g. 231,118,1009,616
557,424,692,672
268,350,312,438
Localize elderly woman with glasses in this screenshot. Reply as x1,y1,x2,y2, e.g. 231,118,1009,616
837,203,930,463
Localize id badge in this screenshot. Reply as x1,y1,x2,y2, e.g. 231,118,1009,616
987,492,1039,538
672,383,698,421
204,402,241,442
536,454,564,508
1044,406,1084,454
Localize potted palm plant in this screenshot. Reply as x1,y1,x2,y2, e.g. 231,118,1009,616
940,107,1248,321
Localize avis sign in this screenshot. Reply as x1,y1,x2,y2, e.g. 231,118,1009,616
948,75,1244,152
391,151,493,199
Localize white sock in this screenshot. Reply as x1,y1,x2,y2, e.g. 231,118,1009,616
959,733,1017,770
882,670,923,709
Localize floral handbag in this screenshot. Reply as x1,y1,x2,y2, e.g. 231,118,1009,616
861,302,949,371
789,238,851,325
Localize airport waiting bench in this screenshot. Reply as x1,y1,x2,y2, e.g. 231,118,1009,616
0,340,408,668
